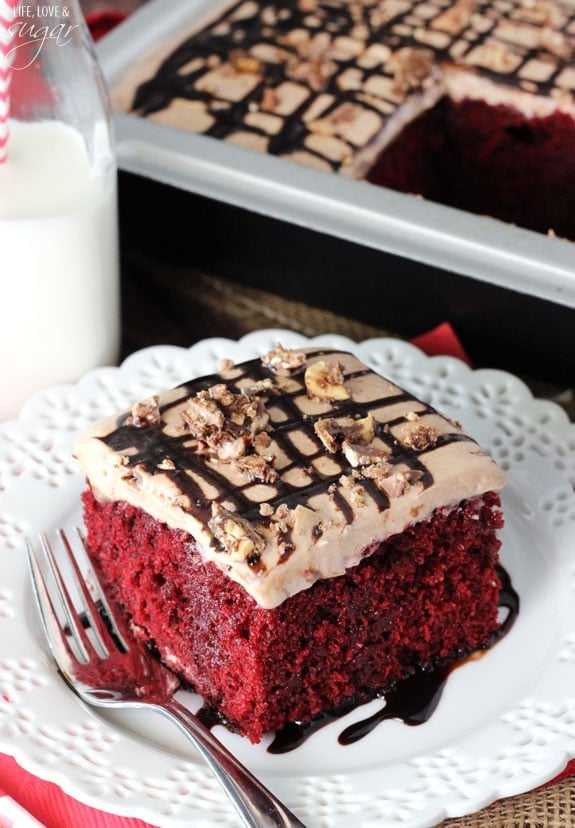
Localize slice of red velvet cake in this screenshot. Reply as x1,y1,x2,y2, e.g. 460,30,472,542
74,345,505,744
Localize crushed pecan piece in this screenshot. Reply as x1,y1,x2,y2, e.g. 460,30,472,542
286,33,337,92
261,343,306,375
125,396,161,428
305,360,350,401
432,0,475,34
235,454,279,483
208,383,236,407
181,391,225,437
388,47,434,94
398,421,438,451
314,417,343,452
340,473,367,506
179,381,271,466
242,378,276,396
208,430,251,460
362,464,423,496
342,440,391,467
315,413,375,452
208,503,265,562
230,50,263,74
252,431,272,452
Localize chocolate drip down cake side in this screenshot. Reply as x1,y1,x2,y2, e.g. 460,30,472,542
74,346,507,744
112,0,575,239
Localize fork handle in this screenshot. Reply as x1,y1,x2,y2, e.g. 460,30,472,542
158,696,307,828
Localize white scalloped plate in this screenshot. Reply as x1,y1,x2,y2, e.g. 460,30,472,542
1,330,575,828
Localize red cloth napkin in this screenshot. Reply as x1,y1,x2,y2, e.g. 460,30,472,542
0,754,151,827
410,322,473,367
1,323,572,826
85,11,130,40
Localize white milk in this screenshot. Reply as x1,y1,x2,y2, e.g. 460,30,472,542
0,120,120,420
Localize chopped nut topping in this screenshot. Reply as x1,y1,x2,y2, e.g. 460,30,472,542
342,440,392,467
261,86,281,112
388,47,434,94
360,460,393,486
157,457,176,471
181,391,225,436
305,360,350,401
209,432,252,461
315,413,375,452
348,413,376,444
219,358,235,371
466,40,520,73
179,382,272,471
270,503,291,534
432,0,475,34
235,454,279,483
340,473,367,506
361,464,423,497
208,503,266,562
398,421,438,451
361,462,423,498
242,377,277,396
261,343,306,375
314,417,343,452
208,383,236,407
125,396,161,428
121,466,144,487
252,431,272,451
286,33,338,91
230,50,263,74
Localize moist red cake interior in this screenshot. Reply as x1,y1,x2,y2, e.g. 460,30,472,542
366,96,575,240
82,487,503,744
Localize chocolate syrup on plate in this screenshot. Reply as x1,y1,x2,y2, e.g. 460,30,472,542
266,564,519,753
195,571,517,753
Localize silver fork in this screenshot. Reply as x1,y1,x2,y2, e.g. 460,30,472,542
26,529,307,828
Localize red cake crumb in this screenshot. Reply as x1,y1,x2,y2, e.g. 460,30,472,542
82,488,503,744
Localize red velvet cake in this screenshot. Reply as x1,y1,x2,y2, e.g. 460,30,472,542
74,345,506,743
111,0,575,238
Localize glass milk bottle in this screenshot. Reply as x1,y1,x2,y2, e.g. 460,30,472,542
0,0,120,419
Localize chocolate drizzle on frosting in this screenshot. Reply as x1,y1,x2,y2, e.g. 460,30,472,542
114,0,575,175
102,349,464,521
74,346,505,608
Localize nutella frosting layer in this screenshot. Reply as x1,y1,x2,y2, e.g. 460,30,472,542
112,0,575,176
74,347,505,608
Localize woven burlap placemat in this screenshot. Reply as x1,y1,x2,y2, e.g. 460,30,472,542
442,777,575,827
121,256,575,826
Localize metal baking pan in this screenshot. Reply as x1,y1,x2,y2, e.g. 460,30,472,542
97,0,575,310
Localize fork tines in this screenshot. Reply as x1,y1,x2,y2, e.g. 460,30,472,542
26,529,128,672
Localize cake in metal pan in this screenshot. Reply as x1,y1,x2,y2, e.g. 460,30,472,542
111,0,575,238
